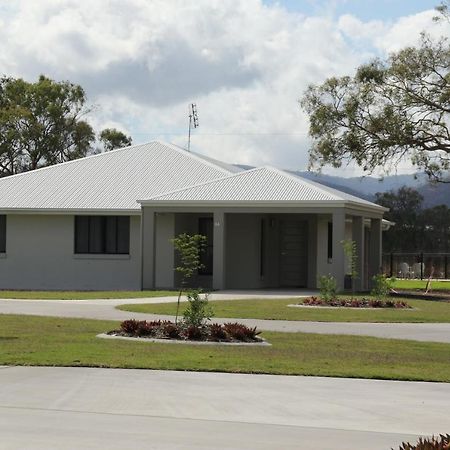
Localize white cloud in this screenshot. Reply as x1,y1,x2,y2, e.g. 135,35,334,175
0,0,445,176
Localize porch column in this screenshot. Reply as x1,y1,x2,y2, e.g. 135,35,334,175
368,218,382,286
141,207,155,289
213,210,226,290
352,215,365,291
331,210,346,291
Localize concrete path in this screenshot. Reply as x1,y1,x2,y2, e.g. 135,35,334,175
1,291,450,343
1,366,447,449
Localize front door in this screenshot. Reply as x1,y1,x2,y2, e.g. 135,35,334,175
279,220,308,287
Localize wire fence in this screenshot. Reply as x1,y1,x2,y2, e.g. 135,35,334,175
382,253,450,280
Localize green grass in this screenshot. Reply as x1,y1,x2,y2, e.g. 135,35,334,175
391,279,450,290
1,314,450,382
0,290,176,300
118,297,450,323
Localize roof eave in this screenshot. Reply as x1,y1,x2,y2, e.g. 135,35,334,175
138,199,386,213
0,208,141,215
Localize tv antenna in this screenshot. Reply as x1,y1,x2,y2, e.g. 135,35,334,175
187,103,199,152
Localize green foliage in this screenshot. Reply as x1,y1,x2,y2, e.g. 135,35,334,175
0,75,95,175
375,186,450,253
341,239,358,296
172,233,207,285
341,239,357,278
371,274,396,300
171,233,207,323
183,290,214,327
318,274,337,301
396,433,450,450
99,128,132,152
301,35,450,181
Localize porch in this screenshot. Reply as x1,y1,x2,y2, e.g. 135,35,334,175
141,207,383,292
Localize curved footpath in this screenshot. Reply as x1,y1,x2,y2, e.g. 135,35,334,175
1,291,450,343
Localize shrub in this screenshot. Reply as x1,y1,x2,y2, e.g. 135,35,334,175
223,323,260,341
318,274,337,301
136,320,161,337
184,325,203,340
120,319,139,334
209,323,227,341
372,274,395,300
162,322,181,339
183,290,214,327
395,433,450,450
369,299,384,308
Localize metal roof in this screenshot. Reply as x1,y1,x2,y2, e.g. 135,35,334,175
140,166,386,211
0,141,237,212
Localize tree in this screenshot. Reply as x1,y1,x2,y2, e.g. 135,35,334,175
301,35,450,182
171,233,207,324
434,1,449,21
375,187,424,252
376,186,450,253
99,128,132,152
0,75,95,176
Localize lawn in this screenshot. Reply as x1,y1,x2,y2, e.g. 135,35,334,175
118,297,450,323
1,314,450,382
0,290,176,300
392,279,450,290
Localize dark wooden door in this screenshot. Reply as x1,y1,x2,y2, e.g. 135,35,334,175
279,220,308,287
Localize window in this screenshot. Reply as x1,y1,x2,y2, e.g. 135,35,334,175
198,217,213,275
75,216,130,254
0,215,5,253
327,221,333,261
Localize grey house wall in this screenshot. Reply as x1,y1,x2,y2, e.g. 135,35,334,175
0,214,141,290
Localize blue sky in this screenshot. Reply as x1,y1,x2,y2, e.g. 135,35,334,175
264,0,439,21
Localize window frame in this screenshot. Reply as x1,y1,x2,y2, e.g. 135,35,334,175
74,215,130,255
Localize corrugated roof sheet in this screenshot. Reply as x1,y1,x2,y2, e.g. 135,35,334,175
143,166,383,208
0,141,236,211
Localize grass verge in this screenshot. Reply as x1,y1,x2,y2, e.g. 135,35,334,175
1,314,450,382
0,290,176,300
118,297,450,323
392,279,450,290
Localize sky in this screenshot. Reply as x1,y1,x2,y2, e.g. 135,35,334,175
0,0,448,177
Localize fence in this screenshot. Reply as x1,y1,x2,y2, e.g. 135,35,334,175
382,253,450,280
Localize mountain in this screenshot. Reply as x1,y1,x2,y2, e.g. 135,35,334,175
294,172,449,207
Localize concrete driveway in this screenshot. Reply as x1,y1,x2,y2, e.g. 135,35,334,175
1,366,447,450
1,291,450,343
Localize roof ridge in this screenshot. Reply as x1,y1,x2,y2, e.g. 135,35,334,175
153,140,235,175
139,166,266,202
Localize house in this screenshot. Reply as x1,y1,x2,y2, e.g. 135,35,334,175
0,141,387,291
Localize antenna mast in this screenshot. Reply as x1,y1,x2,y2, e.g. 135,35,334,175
187,103,199,152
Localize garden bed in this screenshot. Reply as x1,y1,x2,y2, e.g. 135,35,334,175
106,319,265,344
300,296,410,309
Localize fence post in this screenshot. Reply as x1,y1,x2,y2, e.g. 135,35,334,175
390,253,393,278
445,255,448,280
420,252,424,280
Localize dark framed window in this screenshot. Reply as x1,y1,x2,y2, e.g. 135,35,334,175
74,216,130,254
327,222,333,261
198,217,213,275
0,215,6,253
